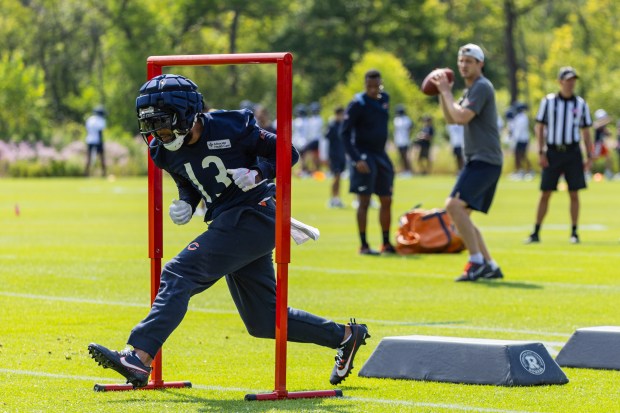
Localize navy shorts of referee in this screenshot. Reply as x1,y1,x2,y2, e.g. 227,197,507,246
525,66,593,245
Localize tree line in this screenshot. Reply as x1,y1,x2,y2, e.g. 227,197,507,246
1,0,619,144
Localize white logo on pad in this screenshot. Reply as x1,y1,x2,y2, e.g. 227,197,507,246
519,350,546,375
207,139,232,150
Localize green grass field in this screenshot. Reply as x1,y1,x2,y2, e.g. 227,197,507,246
1,175,619,412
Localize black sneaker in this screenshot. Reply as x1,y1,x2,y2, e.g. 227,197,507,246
88,343,151,388
380,244,397,255
570,234,580,244
483,266,504,279
359,245,380,256
524,233,540,244
329,320,370,385
454,261,492,282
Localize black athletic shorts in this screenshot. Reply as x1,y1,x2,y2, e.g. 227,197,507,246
450,160,502,213
349,151,394,196
541,147,586,191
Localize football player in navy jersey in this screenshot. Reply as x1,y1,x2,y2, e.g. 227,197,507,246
88,74,369,387
341,70,396,255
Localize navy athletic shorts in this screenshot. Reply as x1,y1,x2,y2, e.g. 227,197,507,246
349,151,394,196
541,147,586,191
515,141,528,155
450,160,502,213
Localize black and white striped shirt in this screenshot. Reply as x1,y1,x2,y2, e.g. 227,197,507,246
535,93,592,146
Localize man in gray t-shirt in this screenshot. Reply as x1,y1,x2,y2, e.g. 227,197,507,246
431,43,504,282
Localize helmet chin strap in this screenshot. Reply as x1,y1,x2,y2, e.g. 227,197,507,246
162,131,189,151
163,113,201,151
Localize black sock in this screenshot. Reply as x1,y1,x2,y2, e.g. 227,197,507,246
360,232,368,247
571,225,577,236
382,231,390,246
533,224,541,235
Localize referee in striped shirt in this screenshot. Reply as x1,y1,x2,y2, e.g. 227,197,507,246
525,66,593,244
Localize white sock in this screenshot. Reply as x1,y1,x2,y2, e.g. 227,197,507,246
488,259,499,270
469,253,484,264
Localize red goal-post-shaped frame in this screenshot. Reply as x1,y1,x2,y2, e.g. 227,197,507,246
94,53,342,401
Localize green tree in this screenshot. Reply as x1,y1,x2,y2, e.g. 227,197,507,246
0,53,46,141
322,50,432,131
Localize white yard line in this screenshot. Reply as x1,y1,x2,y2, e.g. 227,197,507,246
0,290,583,341
0,368,547,413
0,291,237,314
291,266,620,292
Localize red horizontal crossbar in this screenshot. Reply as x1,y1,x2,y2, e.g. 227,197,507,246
245,389,343,401
147,53,292,67
93,381,192,392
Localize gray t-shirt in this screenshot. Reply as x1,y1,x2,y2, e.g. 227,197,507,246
458,76,503,166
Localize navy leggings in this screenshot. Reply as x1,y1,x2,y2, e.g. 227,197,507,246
128,198,345,357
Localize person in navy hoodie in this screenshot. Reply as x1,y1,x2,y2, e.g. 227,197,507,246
341,69,396,256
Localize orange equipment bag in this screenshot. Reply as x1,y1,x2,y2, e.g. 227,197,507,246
395,207,465,254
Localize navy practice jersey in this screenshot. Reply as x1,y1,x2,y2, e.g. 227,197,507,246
340,91,390,162
150,109,299,221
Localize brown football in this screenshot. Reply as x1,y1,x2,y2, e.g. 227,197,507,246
421,68,455,96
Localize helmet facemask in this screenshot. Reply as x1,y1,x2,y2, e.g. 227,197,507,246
138,106,194,151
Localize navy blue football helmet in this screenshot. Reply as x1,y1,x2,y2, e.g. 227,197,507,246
309,101,321,114
136,74,204,150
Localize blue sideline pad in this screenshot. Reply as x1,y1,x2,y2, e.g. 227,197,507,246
358,335,568,386
556,326,620,370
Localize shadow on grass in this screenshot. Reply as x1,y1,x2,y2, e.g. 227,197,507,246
105,388,354,412
477,280,543,289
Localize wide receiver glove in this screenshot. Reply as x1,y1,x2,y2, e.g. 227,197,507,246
226,168,265,192
169,199,192,225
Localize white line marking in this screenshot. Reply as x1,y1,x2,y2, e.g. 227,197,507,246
348,396,548,413
480,224,607,232
364,320,572,338
0,291,587,339
0,291,237,314
0,368,117,382
291,266,620,292
0,368,547,413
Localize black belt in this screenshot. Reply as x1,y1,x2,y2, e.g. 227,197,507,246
548,144,578,152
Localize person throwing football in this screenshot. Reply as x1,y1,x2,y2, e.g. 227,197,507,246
431,44,504,282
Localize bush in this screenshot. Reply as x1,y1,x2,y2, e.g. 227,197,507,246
0,137,148,177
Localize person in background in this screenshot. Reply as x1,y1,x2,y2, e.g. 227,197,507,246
415,115,434,175
510,102,534,180
591,109,613,180
326,107,347,208
84,105,107,176
393,104,414,177
446,123,464,173
304,102,323,174
341,69,396,255
525,66,593,245
292,103,310,177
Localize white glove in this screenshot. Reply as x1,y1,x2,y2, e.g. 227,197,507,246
226,168,265,192
290,217,320,245
169,199,192,225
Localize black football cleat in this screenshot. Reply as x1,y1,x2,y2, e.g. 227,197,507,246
380,244,397,255
329,320,370,385
483,266,504,280
88,343,151,388
455,261,493,282
524,233,540,244
359,246,380,256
